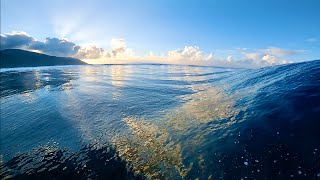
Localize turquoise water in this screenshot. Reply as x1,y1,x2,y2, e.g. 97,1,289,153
1,61,320,179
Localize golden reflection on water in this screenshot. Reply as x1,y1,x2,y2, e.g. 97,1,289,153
111,65,124,100
112,84,239,179
33,70,42,89
19,65,238,179
163,88,238,131
109,65,238,179
165,66,237,130
28,65,237,179
82,66,100,82
111,65,132,100
113,117,192,179
111,65,126,87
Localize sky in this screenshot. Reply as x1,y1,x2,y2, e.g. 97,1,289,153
1,0,320,67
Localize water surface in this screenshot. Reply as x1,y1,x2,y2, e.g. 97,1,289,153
1,62,320,179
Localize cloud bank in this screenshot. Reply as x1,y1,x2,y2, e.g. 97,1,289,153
1,31,304,68
167,46,213,61
1,32,34,49
242,47,301,65
1,32,80,57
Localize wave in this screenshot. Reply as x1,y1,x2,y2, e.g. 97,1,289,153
1,60,320,179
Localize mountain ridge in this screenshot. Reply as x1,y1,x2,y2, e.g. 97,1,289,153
0,49,86,68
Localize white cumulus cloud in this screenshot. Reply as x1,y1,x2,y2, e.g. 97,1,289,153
110,38,127,56
74,45,106,59
244,53,262,60
168,46,213,61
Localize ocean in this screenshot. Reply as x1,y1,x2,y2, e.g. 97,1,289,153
1,60,320,179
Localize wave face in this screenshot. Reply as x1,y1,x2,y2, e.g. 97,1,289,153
1,60,320,179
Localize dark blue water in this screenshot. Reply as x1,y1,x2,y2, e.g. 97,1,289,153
1,61,320,179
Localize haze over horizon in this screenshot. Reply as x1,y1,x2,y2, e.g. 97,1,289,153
1,0,319,68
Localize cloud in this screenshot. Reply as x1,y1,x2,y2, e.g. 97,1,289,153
262,54,276,65
30,38,80,57
75,39,133,61
0,31,80,57
241,47,301,66
74,45,106,59
1,31,301,68
0,31,123,60
80,45,214,65
244,53,262,60
167,46,213,61
110,38,126,56
243,52,283,66
227,56,233,62
0,32,35,49
260,47,302,56
206,53,214,61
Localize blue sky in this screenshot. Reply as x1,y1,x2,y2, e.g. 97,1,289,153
1,0,319,67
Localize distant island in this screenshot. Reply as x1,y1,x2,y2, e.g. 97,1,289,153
0,49,87,68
